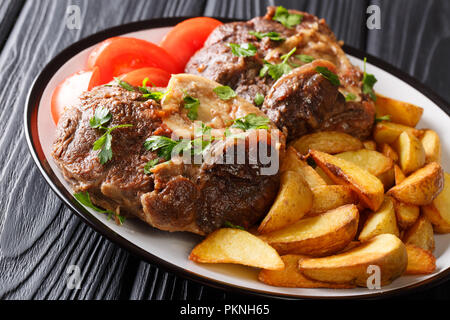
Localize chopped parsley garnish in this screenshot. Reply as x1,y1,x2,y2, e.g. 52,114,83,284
362,57,377,101
74,191,125,225
144,136,179,160
315,66,341,86
183,92,200,120
89,107,132,164
296,54,315,63
345,93,357,102
259,47,297,81
248,31,285,41
144,158,160,174
228,43,257,57
231,113,270,131
272,6,303,28
254,93,265,106
114,77,134,91
375,115,391,123
213,85,237,100
223,221,245,230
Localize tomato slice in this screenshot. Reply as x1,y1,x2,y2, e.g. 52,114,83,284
159,17,223,69
87,37,183,85
51,70,92,124
119,67,171,87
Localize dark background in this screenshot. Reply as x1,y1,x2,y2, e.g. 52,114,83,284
1,0,449,300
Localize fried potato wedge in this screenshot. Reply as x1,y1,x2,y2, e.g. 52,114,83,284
258,171,313,234
315,167,335,185
260,204,359,256
298,234,407,286
394,164,406,185
394,131,426,175
387,162,444,205
403,215,435,251
373,121,422,145
308,185,357,216
405,244,436,275
422,172,450,233
363,140,377,151
379,143,399,163
336,149,394,189
281,147,326,188
393,198,420,230
375,94,424,127
291,131,363,155
358,197,399,241
258,255,354,288
309,150,384,211
189,228,284,270
421,129,441,164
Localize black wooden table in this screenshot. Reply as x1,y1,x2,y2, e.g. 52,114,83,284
1,0,449,300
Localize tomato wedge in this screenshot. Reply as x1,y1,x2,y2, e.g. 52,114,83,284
159,17,223,69
119,67,171,87
51,70,96,124
87,37,182,85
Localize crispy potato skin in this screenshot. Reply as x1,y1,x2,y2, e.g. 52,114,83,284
292,131,363,155
405,244,436,275
387,162,444,206
258,255,354,288
394,165,406,185
189,228,284,270
422,172,450,233
403,215,435,251
261,204,359,257
298,234,407,287
393,199,420,230
258,171,313,234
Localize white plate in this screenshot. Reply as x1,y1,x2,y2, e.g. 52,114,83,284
25,18,450,299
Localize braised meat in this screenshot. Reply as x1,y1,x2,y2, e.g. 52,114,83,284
53,75,284,235
185,6,375,141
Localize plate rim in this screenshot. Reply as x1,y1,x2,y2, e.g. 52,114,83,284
24,16,450,300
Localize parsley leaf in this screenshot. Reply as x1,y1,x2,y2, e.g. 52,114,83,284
89,107,112,128
315,66,341,86
144,136,178,160
223,221,246,230
213,86,237,100
248,31,285,41
260,47,297,81
74,191,125,225
144,158,160,174
345,93,357,102
375,115,391,123
231,113,270,131
296,54,315,63
183,92,200,120
114,77,135,91
228,43,257,57
362,57,377,101
272,6,303,28
254,93,265,106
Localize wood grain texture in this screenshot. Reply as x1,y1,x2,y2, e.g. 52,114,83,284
0,0,449,300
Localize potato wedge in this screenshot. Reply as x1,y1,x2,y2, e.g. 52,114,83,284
394,131,426,175
379,143,399,163
280,147,326,188
405,244,436,275
373,121,422,145
363,140,377,151
291,131,363,155
308,185,357,216
258,255,354,288
258,171,313,234
309,150,384,211
260,204,359,256
358,197,399,241
375,94,424,127
421,129,441,164
422,172,450,233
315,167,335,185
336,149,394,189
189,228,284,270
393,198,420,230
387,162,444,205
298,234,407,286
403,215,435,251
394,164,406,185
